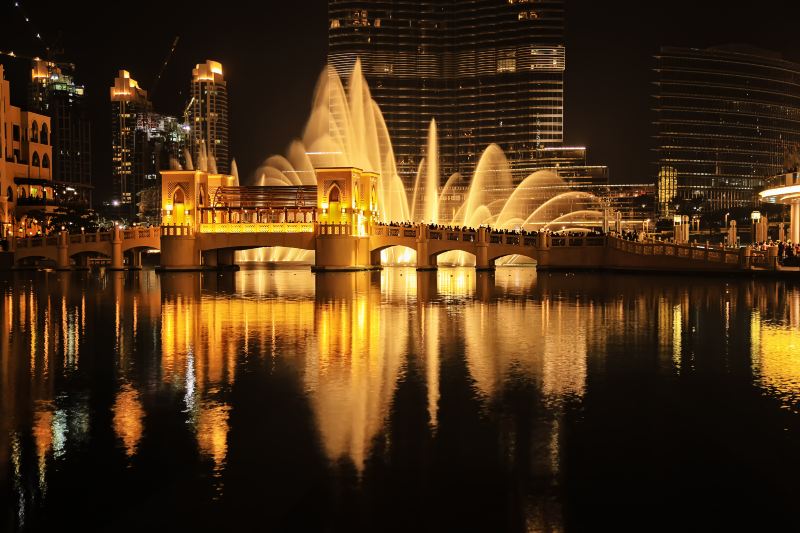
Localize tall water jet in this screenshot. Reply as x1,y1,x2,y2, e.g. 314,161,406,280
247,60,607,267
230,159,240,184
411,119,440,224
461,144,512,227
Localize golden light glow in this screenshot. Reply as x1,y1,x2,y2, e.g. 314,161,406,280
759,184,800,202
199,223,314,234
113,383,144,457
196,402,230,472
752,309,800,411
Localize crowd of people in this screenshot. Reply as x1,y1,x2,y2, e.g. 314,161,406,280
753,240,800,266
376,220,610,238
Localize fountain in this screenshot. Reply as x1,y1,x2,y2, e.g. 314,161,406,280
242,59,604,266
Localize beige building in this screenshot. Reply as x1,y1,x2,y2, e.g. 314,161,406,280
187,60,229,174
0,65,54,239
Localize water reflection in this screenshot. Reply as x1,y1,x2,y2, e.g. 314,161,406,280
2,269,800,530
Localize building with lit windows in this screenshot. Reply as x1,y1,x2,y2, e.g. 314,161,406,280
111,70,152,218
111,70,187,222
137,114,188,225
0,64,54,239
328,0,565,188
187,60,229,175
653,45,800,217
29,59,92,207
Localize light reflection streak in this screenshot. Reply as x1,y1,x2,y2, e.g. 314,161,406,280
7,269,800,530
113,382,144,457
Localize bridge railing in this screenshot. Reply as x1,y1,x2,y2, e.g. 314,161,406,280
161,225,194,237
609,236,744,266
317,222,352,236
199,222,314,234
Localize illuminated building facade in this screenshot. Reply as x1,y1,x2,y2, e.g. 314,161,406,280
187,60,229,175
29,59,92,207
328,0,565,188
653,45,800,215
0,64,54,239
111,70,152,217
111,70,187,223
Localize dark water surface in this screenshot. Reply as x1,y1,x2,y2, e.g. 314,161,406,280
2,268,800,532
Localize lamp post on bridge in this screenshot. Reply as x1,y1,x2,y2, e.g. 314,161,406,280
751,210,761,243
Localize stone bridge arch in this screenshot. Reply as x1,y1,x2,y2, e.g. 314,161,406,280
15,250,58,266
430,248,477,268
369,243,417,266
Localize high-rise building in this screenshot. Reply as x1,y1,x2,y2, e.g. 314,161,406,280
111,70,152,218
137,113,188,225
653,45,800,217
29,59,92,207
111,70,187,222
328,1,565,187
0,64,55,239
187,60,229,174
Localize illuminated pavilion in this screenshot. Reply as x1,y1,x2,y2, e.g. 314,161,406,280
760,172,800,243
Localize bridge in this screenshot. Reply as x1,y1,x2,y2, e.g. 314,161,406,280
6,222,772,273
0,166,781,273
12,226,160,270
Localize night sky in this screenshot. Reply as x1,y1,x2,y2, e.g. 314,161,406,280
1,0,799,202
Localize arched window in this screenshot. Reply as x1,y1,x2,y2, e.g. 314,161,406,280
42,154,50,168
31,152,40,167
173,187,185,205
328,184,341,203
31,121,38,143
6,186,13,202
198,185,205,206
40,123,48,145
18,187,26,200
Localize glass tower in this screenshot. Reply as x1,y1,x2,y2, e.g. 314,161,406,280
29,59,92,207
653,45,800,216
110,71,187,222
187,60,229,175
328,0,565,188
111,70,152,218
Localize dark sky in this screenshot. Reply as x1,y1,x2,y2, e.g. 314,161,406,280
2,0,799,201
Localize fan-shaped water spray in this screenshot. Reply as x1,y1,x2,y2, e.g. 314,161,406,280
242,61,604,266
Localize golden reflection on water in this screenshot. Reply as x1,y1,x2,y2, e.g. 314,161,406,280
6,269,800,529
310,276,402,470
113,382,144,458
751,288,800,410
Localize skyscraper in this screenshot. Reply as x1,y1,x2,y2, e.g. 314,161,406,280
111,70,152,218
29,59,92,207
653,45,800,217
110,70,187,222
187,60,229,174
328,1,565,187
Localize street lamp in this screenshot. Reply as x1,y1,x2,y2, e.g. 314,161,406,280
751,211,762,244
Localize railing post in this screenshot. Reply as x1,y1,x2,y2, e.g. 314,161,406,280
475,227,493,271
56,230,70,270
416,223,435,270
739,246,751,269
110,226,124,270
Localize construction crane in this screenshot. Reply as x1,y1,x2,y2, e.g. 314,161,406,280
4,1,73,70
150,36,180,100
0,49,74,71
